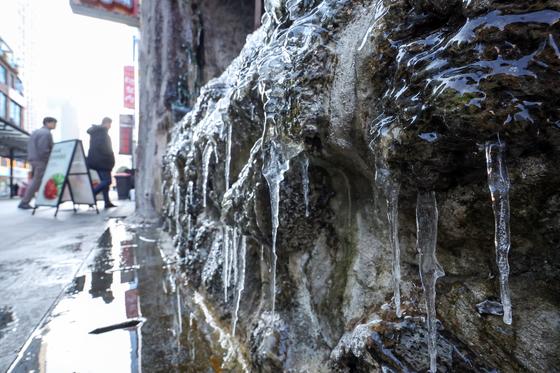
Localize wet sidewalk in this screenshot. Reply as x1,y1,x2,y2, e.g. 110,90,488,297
0,199,134,372
4,218,251,373
7,220,184,372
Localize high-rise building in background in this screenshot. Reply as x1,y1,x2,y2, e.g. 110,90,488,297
21,0,40,133
0,35,29,197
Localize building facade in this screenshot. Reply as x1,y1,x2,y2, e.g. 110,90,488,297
0,37,25,130
0,36,29,197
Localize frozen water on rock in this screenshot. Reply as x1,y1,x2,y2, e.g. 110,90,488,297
331,317,382,361
416,191,444,373
222,226,239,302
232,228,239,290
476,300,504,316
232,235,247,336
193,291,251,372
223,226,231,301
159,0,560,369
357,0,388,52
301,156,310,217
225,123,232,190
185,181,193,214
201,229,226,287
485,140,513,325
173,169,183,242
185,181,194,238
375,154,402,318
262,137,302,316
202,141,217,208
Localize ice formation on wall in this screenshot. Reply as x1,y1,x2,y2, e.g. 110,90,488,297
232,235,247,336
202,141,217,208
301,156,310,217
416,191,445,373
262,138,301,315
485,140,513,325
375,155,402,317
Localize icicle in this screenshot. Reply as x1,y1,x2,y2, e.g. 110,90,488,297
185,181,194,237
232,228,239,287
262,138,301,316
202,142,216,208
185,181,193,214
416,190,444,373
225,123,232,190
223,227,230,301
375,157,402,317
232,236,247,336
174,169,183,241
485,140,512,325
176,284,183,335
301,156,310,217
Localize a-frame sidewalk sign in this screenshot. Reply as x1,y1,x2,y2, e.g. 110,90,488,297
33,139,99,217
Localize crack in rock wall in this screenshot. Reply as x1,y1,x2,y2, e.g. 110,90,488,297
162,0,560,371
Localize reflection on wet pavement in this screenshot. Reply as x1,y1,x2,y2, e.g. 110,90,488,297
0,307,15,340
8,220,249,373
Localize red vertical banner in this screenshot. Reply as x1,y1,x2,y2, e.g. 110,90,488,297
123,65,135,109
119,114,134,155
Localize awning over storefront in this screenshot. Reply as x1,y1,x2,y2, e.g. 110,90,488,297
0,117,29,160
0,118,29,198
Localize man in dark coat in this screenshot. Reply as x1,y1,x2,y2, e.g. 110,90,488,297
87,117,116,208
18,117,57,209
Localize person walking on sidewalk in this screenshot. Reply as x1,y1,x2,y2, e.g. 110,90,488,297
87,117,117,209
18,117,57,210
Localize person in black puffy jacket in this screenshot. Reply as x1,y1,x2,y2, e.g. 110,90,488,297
87,117,116,208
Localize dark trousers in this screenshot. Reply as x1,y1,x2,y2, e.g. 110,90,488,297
93,170,112,204
21,161,47,204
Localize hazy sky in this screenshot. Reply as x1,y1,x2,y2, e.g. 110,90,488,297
0,0,138,167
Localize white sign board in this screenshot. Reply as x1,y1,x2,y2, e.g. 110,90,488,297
36,141,76,206
35,140,97,215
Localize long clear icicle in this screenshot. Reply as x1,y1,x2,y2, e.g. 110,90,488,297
262,138,301,316
301,156,310,217
232,236,247,336
386,184,401,317
202,142,216,208
232,228,239,287
267,178,280,317
225,123,232,190
416,191,444,373
375,158,402,317
174,171,183,241
223,226,239,302
185,181,194,237
485,140,512,325
223,226,231,301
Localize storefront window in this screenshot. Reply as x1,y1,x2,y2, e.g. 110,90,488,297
9,100,21,127
0,93,6,118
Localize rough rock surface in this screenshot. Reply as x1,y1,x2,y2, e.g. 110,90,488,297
163,1,560,371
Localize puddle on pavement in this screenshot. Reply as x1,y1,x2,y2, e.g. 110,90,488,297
0,306,16,339
8,220,249,373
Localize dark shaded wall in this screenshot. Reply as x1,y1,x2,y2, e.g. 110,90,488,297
136,0,255,219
